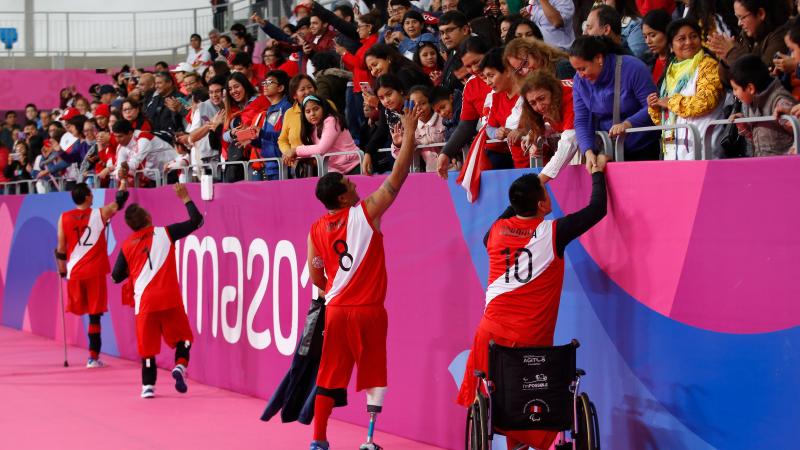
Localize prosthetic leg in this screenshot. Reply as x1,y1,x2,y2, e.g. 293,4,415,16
360,387,387,450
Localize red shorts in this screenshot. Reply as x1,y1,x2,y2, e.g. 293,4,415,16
66,275,108,315
316,305,387,391
457,318,557,450
135,307,194,357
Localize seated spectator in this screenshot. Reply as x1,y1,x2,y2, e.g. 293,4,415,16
504,37,575,81
311,51,351,116
187,33,212,75
642,9,672,83
282,95,360,175
143,72,188,135
647,19,724,160
570,36,659,161
256,45,299,79
709,0,789,85
519,70,578,182
584,5,635,55
506,17,544,43
602,0,648,58
251,70,292,181
231,23,256,57
415,41,446,86
121,98,152,132
521,0,576,49
387,0,413,30
214,34,236,64
731,55,798,156
391,85,446,172
397,10,438,59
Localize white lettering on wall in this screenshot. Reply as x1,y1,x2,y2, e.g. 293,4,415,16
246,238,271,350
273,240,299,356
181,235,219,336
221,237,244,344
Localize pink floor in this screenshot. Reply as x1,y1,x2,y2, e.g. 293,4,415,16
0,327,446,450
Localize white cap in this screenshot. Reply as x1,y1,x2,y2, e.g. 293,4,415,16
170,62,195,73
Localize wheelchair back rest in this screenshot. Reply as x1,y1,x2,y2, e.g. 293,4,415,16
488,341,577,432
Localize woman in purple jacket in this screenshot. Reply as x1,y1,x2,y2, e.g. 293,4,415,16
569,36,660,163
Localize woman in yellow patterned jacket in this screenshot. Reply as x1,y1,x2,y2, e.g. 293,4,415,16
647,18,724,160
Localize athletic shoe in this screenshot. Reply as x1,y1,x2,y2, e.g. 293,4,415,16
86,358,105,369
141,385,155,399
359,443,382,450
172,364,188,394
309,441,329,450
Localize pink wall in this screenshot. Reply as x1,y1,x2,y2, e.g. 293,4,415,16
0,70,112,110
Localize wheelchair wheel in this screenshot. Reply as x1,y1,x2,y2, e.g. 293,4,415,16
573,393,600,450
465,392,490,450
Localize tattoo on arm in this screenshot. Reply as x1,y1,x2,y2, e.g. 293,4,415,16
382,180,398,198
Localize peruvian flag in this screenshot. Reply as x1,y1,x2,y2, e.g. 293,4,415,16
530,404,543,413
456,124,491,203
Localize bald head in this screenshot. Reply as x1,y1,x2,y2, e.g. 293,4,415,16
137,73,155,95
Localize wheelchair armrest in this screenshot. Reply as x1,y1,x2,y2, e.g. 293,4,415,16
576,368,586,377
571,339,580,349
474,370,487,379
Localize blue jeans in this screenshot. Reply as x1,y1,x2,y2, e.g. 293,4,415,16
346,84,365,146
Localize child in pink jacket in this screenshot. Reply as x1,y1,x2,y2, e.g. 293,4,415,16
289,95,360,174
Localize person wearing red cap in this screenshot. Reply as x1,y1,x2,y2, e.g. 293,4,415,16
94,103,111,129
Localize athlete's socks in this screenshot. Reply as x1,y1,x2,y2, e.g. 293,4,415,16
175,340,190,368
312,394,335,441
88,314,102,360
142,357,157,386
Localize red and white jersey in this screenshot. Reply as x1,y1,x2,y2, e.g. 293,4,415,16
461,75,492,123
61,208,109,280
484,217,565,345
115,130,177,179
310,203,387,307
121,226,182,315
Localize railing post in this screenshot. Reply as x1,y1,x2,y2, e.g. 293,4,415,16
65,12,70,55
193,9,198,34
132,12,137,68
45,12,49,55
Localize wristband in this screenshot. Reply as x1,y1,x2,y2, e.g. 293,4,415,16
54,250,67,260
115,190,130,209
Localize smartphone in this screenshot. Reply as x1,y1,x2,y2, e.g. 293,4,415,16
10,153,20,161
359,81,374,96
17,131,26,140
404,99,415,111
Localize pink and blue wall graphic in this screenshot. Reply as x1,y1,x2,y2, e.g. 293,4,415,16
1,159,798,450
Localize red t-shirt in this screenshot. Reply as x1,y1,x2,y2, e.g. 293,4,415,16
554,81,575,132
461,75,492,121
652,57,667,85
61,208,109,280
636,0,675,14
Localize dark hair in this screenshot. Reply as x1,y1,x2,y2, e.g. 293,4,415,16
592,5,622,36
479,46,506,73
51,127,66,144
154,71,173,84
788,17,800,47
735,0,787,35
191,87,210,103
226,71,257,107
265,69,290,94
190,33,202,41
212,60,231,79
642,9,672,35
509,174,545,217
122,96,141,112
730,54,772,92
365,43,405,67
71,183,92,205
413,41,445,69
124,203,150,231
334,4,354,21
569,35,625,59
67,115,87,137
207,74,227,88
357,9,383,35
309,11,329,24
666,18,702,48
288,74,317,103
431,86,453,104
230,23,246,34
460,35,492,56
374,74,406,96
112,119,134,134
5,111,16,118
297,17,311,29
25,103,37,110
439,10,469,28
315,172,347,209
470,17,503,48
311,51,341,73
263,46,286,65
402,10,428,36
389,0,412,7
607,0,641,19
300,96,346,144
231,52,252,68
506,18,543,43
408,84,433,101
218,35,233,45
24,119,37,128
282,23,297,34
687,0,739,39
155,61,169,70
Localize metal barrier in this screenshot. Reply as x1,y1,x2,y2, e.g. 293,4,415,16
245,157,288,180
702,115,800,160
319,151,365,176
132,169,163,188
377,140,505,172
0,180,35,195
613,124,702,161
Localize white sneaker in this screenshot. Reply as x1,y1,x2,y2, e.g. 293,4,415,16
141,385,155,399
172,364,188,394
86,358,105,369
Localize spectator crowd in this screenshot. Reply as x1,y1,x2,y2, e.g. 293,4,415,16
3,0,800,194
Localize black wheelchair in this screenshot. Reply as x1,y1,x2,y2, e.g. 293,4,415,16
466,340,600,450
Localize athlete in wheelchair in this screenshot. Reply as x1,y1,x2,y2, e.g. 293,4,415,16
457,154,608,450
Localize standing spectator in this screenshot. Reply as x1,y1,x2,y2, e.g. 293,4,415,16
636,0,674,15
79,119,100,183
301,12,338,74
208,29,221,60
708,0,789,85
211,0,228,32
222,72,268,183
584,5,632,55
397,11,438,59
3,141,32,193
143,72,188,136
602,0,648,59
647,19,724,160
186,75,226,177
186,33,212,75
252,70,292,180
1,111,18,150
278,74,334,170
231,22,255,57
256,46,299,79
482,47,527,169
94,104,111,132
522,0,576,50
24,104,38,127
391,85,446,172
231,52,262,87
364,74,407,174
438,11,472,92
311,52,351,115
642,9,672,83
97,85,118,105
570,36,659,162
309,1,361,54
364,44,432,91
504,37,575,81
414,41,446,86
732,55,798,156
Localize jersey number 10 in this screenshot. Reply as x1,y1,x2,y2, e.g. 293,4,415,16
501,247,533,283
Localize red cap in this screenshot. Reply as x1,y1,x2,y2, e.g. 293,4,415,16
293,4,310,14
61,107,81,121
94,103,110,118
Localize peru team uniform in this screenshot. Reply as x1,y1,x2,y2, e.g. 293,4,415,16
310,203,388,391
61,208,109,315
487,91,527,168
457,173,608,449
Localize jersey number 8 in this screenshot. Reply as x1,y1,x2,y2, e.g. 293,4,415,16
333,239,353,272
